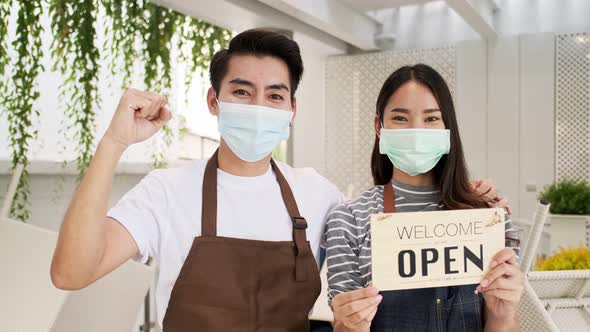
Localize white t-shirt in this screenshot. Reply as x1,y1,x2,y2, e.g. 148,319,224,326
107,160,343,327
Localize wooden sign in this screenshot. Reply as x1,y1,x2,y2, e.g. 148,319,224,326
371,208,505,291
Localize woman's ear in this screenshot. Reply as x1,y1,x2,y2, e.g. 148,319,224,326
374,115,381,139
207,87,219,116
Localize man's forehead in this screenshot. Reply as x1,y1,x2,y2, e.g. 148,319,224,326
224,54,290,86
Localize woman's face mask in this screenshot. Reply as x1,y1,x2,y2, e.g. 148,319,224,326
378,80,449,176
379,127,450,176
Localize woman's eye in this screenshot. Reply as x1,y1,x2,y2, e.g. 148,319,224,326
234,89,250,96
393,116,408,122
426,117,440,122
270,94,284,101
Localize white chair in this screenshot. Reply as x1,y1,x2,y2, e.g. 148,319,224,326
520,201,552,274
517,200,590,331
515,201,561,331
512,217,551,259
527,270,590,331
1,218,70,331
1,165,155,332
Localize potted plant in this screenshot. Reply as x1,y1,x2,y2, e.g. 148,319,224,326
538,179,590,252
536,246,590,271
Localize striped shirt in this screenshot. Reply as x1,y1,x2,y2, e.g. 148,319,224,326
322,181,520,304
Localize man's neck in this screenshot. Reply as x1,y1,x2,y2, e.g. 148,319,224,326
217,141,271,177
392,168,435,187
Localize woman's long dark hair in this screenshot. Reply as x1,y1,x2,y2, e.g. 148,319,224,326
371,64,488,209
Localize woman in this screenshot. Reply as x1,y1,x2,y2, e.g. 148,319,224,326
324,64,522,332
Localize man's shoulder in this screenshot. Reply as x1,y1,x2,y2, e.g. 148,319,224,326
145,159,207,187
275,162,343,200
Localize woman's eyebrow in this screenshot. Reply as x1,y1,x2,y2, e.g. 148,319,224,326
390,108,410,113
423,108,441,114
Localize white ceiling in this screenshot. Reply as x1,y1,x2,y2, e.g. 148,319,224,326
337,0,438,12
158,0,590,51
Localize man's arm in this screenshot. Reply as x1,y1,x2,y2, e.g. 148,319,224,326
51,138,138,289
51,89,171,290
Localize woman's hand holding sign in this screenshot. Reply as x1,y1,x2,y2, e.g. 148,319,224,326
477,248,523,331
332,287,382,332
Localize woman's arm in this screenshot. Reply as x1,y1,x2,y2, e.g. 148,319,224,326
324,204,382,331
484,311,520,332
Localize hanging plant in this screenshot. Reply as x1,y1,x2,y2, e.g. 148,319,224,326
101,0,144,88
140,2,178,168
2,0,232,222
175,16,231,155
3,0,44,222
0,0,11,94
178,16,232,100
49,0,101,178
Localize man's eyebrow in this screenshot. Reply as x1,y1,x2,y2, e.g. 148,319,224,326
228,78,255,88
267,83,289,92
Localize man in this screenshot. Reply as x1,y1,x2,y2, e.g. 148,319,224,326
51,29,506,331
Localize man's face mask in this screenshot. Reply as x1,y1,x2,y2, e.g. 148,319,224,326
217,100,293,162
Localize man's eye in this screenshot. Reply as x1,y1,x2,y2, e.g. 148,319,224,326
270,94,284,100
393,116,408,122
234,89,249,96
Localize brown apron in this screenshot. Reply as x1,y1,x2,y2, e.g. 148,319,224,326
162,150,321,331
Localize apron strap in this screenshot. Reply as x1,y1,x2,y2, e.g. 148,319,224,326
201,149,310,282
383,181,396,213
202,149,219,237
270,159,310,282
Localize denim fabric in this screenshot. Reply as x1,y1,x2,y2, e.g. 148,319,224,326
371,285,484,332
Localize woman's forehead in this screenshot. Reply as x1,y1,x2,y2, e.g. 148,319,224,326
385,81,440,112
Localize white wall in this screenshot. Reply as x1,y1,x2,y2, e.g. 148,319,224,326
291,31,347,173
455,34,556,218
455,40,488,179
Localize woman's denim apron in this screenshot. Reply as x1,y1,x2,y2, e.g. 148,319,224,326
371,285,484,332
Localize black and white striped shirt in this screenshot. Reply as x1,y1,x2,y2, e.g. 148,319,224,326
322,181,520,303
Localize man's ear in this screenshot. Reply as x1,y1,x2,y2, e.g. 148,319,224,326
207,87,219,116
290,96,297,125
374,115,381,139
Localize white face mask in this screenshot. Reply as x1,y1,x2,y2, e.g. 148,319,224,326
217,100,293,162
379,128,451,176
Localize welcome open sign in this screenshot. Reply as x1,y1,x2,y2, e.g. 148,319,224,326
371,208,505,291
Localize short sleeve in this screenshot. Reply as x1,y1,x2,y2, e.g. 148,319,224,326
107,170,168,263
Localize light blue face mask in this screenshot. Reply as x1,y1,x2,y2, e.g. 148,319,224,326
217,100,293,162
379,127,451,176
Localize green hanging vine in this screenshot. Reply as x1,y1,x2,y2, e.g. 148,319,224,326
141,3,177,168
178,16,232,99
2,0,231,221
102,0,144,88
49,0,101,178
0,0,11,94
3,0,44,222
